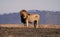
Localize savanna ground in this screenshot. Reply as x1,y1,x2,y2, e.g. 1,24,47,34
0,24,60,37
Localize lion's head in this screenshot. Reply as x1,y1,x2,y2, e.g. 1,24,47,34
20,10,28,19
20,10,28,24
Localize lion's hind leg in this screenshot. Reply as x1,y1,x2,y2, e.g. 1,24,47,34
34,20,37,28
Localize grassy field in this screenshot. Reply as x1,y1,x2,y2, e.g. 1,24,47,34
0,24,60,37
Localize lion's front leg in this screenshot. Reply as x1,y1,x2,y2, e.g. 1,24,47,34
26,19,28,27
36,21,38,28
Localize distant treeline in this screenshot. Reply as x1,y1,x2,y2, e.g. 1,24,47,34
0,10,60,24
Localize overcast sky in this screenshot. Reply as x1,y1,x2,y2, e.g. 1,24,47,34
0,0,60,14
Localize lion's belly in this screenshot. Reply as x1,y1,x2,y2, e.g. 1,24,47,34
28,17,34,22
28,14,40,22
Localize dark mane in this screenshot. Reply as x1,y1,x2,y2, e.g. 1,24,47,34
20,10,28,24
20,10,28,14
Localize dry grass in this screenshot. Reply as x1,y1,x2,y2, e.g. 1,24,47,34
0,24,60,28
0,24,60,37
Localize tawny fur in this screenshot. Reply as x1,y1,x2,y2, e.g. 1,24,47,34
20,10,40,28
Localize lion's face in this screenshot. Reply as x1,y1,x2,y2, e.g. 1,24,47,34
20,10,28,19
21,12,28,18
20,10,28,24
21,12,28,19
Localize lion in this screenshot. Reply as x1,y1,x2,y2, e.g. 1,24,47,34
20,10,40,28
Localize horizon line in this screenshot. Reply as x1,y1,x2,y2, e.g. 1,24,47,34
0,10,60,15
